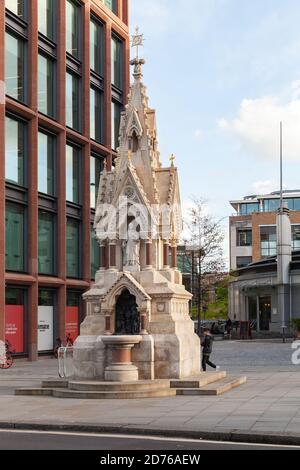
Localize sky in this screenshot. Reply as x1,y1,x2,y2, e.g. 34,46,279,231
130,0,300,260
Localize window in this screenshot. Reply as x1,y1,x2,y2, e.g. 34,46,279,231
90,87,103,143
102,0,118,14
38,0,54,40
38,54,55,117
66,0,80,58
5,0,25,18
66,71,81,131
5,116,25,186
240,203,259,215
67,218,80,278
66,144,80,204
5,32,25,102
236,256,252,269
91,226,100,279
90,155,103,209
263,199,280,212
38,131,55,196
111,35,123,89
38,211,55,275
237,229,252,247
260,226,277,258
292,226,300,251
90,19,103,75
6,202,25,272
112,100,122,150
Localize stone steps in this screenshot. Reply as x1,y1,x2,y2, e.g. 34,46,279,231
175,376,247,396
67,380,171,392
170,371,226,389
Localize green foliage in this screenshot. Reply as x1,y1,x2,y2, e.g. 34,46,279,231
190,286,228,320
291,318,300,331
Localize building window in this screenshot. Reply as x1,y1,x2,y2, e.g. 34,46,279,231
38,131,55,196
90,87,103,143
5,0,25,18
5,288,25,354
240,203,259,216
260,226,277,258
112,100,122,150
237,229,252,247
90,155,103,209
236,256,252,269
67,218,80,278
263,199,280,212
38,211,55,275
66,71,81,131
111,35,123,90
38,0,55,40
66,144,80,204
66,0,80,58
5,116,25,186
5,32,25,102
292,226,300,251
38,54,55,117
91,226,100,279
6,202,25,272
102,0,118,15
90,19,103,75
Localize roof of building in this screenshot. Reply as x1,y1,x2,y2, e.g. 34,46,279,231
230,189,300,211
232,250,300,277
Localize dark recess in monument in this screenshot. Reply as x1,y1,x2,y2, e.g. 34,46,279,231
115,289,140,335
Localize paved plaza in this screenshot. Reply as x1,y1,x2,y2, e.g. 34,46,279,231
0,341,299,442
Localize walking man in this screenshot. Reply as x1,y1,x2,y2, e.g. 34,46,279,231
201,328,218,371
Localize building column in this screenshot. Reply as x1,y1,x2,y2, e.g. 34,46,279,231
0,2,5,342
100,241,108,271
145,239,152,269
171,242,178,269
109,240,117,270
163,240,170,269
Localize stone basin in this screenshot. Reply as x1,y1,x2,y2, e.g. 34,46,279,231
102,335,142,382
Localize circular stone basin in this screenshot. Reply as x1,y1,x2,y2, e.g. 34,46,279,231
102,335,142,382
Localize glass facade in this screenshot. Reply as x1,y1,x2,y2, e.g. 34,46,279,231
90,87,103,142
66,0,80,58
5,0,24,18
5,117,25,186
66,72,80,131
292,226,300,251
6,202,25,272
38,54,55,117
90,19,103,75
112,100,122,149
102,0,118,14
111,35,123,89
66,144,80,204
240,203,260,216
237,229,252,247
67,218,80,278
38,211,55,275
38,131,55,196
91,226,100,279
5,32,25,102
236,256,252,269
90,155,103,209
38,0,54,39
260,226,277,258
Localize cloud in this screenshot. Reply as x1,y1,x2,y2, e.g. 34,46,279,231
194,129,204,142
218,89,300,161
251,180,278,195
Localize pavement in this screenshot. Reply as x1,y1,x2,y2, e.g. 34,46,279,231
0,340,300,446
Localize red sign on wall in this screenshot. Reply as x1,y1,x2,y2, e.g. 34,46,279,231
5,305,24,353
66,307,79,343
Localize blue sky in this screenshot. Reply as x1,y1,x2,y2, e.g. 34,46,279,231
130,0,300,230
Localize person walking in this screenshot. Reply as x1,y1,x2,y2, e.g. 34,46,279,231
201,328,219,371
225,317,233,339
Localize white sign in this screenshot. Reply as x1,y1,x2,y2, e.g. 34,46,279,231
38,306,54,351
0,340,6,365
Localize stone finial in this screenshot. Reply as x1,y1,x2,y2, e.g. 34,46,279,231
169,154,176,167
131,26,145,80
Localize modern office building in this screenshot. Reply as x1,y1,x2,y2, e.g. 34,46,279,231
0,0,129,360
229,190,300,271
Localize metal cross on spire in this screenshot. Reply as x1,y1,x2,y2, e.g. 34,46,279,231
131,26,144,61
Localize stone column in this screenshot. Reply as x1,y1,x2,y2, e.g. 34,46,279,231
100,242,107,271
163,240,170,269
104,312,112,336
109,240,117,270
171,241,178,269
140,311,148,335
145,239,153,269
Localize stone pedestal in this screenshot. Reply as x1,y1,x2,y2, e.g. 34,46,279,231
102,335,142,382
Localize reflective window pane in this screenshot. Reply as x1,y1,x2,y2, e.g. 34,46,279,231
5,117,25,186
38,54,55,117
38,211,55,275
66,144,80,204
6,202,25,272
90,19,103,75
90,155,103,209
111,100,122,149
5,0,24,18
67,218,80,278
66,0,80,58
38,132,54,195
38,0,54,39
66,72,80,131
102,0,118,14
90,87,103,142
5,33,25,102
260,226,277,258
111,36,123,89
91,226,100,279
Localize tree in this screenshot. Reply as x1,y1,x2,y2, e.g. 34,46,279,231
183,197,226,335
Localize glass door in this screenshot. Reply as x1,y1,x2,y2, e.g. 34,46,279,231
259,296,271,331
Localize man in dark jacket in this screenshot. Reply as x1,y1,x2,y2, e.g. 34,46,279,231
201,328,218,371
